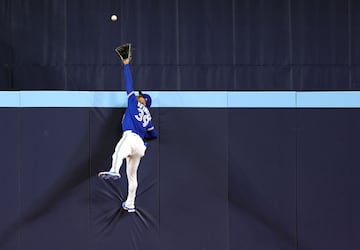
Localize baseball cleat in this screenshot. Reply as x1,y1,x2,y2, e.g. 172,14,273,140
98,171,121,180
122,202,136,213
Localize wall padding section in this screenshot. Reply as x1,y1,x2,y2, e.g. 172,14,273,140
158,109,229,250
228,109,297,250
297,109,360,250
0,109,20,249
1,108,360,249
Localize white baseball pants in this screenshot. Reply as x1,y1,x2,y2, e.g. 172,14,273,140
110,130,146,208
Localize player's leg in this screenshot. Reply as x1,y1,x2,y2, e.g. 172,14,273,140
110,136,131,173
98,135,131,179
123,155,141,211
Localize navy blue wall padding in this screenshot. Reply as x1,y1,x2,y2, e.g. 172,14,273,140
297,110,360,250
229,109,297,250
158,109,229,249
1,108,360,249
0,109,19,250
19,109,90,250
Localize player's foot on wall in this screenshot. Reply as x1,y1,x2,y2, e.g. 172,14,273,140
122,202,136,213
98,171,121,180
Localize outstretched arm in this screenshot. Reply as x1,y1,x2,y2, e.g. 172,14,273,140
123,58,130,65
123,59,134,96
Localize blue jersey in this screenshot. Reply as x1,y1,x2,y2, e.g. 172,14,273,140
122,64,158,140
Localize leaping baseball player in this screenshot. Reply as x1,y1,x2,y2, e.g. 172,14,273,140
98,44,157,213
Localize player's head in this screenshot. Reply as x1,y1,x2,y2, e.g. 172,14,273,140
138,91,152,108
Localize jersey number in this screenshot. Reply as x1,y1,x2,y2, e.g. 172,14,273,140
135,107,151,127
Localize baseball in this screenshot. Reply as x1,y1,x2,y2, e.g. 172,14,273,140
111,14,117,21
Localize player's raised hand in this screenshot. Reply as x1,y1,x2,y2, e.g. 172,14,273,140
115,43,132,64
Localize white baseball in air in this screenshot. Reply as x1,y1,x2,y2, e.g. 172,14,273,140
111,14,118,21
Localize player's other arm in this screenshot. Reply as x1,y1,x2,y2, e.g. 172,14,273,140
144,124,158,141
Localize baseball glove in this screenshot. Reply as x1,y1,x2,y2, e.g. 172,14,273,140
115,43,132,63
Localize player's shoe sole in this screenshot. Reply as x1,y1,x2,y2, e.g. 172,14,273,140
98,171,121,180
122,202,136,213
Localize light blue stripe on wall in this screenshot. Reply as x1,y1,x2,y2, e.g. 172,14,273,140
0,91,360,108
0,91,19,107
227,91,297,108
297,91,360,108
151,91,228,108
20,91,94,107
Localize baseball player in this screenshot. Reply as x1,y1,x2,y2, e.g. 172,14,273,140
98,57,157,213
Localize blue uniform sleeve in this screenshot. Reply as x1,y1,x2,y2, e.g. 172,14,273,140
144,124,158,141
124,64,133,95
124,64,137,104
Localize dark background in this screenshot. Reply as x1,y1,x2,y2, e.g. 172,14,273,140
1,1,360,250
1,0,360,91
